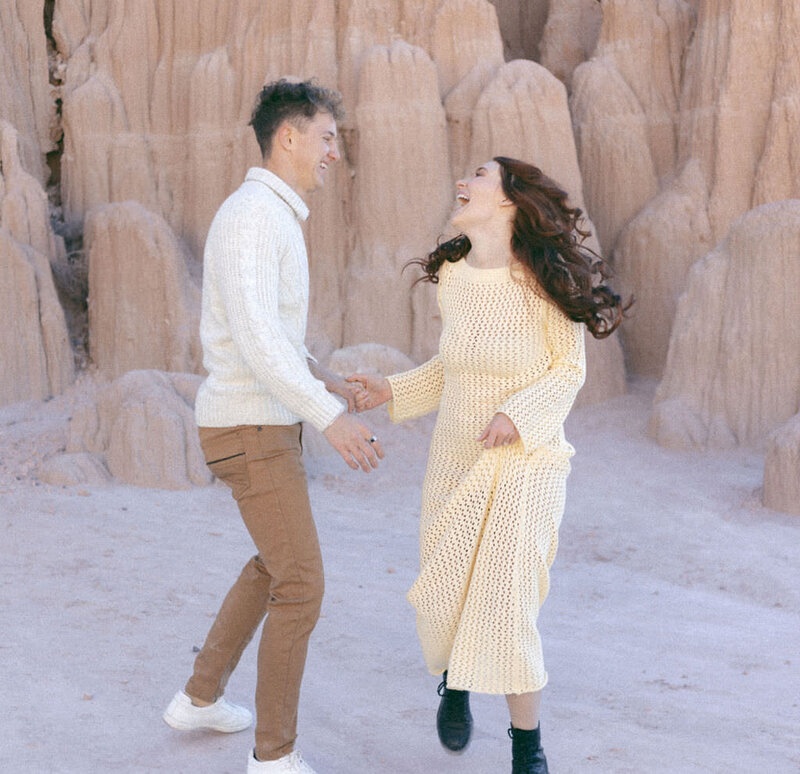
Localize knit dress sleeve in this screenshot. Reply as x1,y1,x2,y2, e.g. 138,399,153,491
499,300,586,455
385,355,445,423
213,208,343,432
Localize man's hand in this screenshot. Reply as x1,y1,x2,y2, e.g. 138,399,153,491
324,374,360,413
477,413,520,449
345,373,393,412
323,413,385,472
308,359,359,412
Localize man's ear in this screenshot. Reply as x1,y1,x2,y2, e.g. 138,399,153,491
275,122,293,152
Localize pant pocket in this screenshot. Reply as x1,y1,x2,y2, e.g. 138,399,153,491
241,424,302,461
207,454,251,500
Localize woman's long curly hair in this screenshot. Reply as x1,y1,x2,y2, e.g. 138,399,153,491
410,156,631,338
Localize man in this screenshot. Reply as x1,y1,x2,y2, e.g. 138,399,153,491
163,79,383,774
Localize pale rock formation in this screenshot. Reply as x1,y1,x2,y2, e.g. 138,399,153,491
336,0,399,124
678,0,800,244
752,4,800,207
304,162,352,361
0,229,75,407
0,123,74,407
488,0,549,61
571,0,695,254
590,0,695,179
0,0,53,181
67,370,211,489
37,452,112,487
763,414,800,516
327,343,416,379
444,62,501,185
338,0,504,134
571,58,659,256
340,0,502,97
0,121,65,263
345,41,452,363
55,0,338,257
576,333,627,409
650,201,800,451
538,0,603,85
614,161,712,378
430,0,504,97
85,202,202,380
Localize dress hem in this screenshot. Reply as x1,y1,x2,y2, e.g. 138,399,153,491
427,667,549,696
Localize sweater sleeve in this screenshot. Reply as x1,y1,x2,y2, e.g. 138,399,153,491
386,355,445,423
498,301,586,455
214,208,344,432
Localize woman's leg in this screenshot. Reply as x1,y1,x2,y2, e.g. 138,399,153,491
505,690,542,730
506,691,548,773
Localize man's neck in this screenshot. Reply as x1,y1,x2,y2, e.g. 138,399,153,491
262,157,307,200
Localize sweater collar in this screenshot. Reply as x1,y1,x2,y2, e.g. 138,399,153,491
245,167,310,222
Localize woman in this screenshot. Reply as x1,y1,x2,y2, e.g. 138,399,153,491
348,157,628,773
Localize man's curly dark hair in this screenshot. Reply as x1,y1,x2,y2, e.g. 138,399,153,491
249,78,344,158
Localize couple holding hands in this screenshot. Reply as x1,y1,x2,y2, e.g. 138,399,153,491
162,79,627,774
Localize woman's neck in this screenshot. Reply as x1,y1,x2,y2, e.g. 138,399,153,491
463,222,515,269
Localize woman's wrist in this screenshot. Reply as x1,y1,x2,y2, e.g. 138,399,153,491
381,376,393,404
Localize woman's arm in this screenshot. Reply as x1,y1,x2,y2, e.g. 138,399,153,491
385,355,445,423
497,302,586,455
348,354,445,423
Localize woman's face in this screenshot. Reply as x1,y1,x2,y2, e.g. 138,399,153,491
450,160,513,230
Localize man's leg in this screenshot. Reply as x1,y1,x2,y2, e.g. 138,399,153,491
182,427,273,705
185,555,272,704
190,424,324,762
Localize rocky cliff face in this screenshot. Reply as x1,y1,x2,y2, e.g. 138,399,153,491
0,120,73,405
1,1,798,507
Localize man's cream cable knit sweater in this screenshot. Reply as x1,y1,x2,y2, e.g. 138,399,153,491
194,167,344,432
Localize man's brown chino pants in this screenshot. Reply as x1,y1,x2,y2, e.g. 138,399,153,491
185,423,323,762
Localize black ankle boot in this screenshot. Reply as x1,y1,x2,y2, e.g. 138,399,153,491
436,670,473,753
509,724,549,773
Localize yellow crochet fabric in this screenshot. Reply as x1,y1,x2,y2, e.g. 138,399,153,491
387,258,586,694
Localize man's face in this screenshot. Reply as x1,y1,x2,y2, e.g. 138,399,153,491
290,111,340,196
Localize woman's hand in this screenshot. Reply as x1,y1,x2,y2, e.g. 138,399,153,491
346,373,393,412
477,413,520,449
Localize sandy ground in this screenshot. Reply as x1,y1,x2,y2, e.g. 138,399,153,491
2,379,799,774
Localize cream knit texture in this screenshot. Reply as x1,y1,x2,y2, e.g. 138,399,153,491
387,258,585,694
195,167,343,432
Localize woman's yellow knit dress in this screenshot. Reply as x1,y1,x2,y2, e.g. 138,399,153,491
387,258,586,695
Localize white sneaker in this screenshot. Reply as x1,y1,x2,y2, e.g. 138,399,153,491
163,690,252,733
247,749,318,773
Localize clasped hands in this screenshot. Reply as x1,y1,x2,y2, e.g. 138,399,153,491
345,372,521,450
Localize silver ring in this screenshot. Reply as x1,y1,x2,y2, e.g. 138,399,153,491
369,436,377,444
